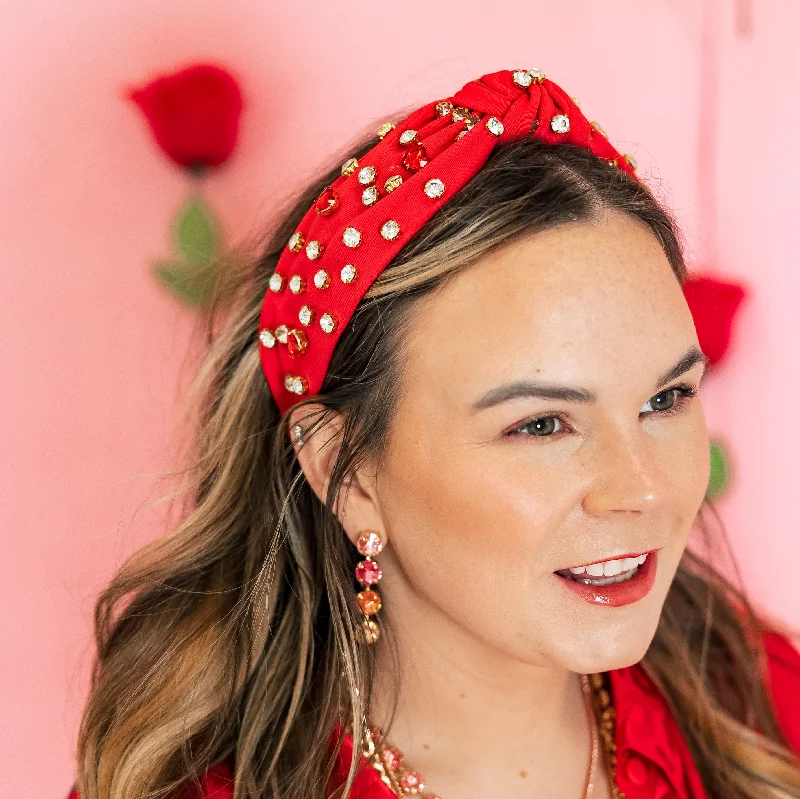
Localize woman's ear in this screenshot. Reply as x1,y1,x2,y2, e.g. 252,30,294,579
287,403,387,548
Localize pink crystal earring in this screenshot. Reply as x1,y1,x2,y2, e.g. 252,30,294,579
354,529,384,644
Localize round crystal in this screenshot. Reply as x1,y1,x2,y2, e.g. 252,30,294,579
305,240,324,260
288,231,304,252
356,590,382,616
362,186,379,206
435,100,453,117
340,264,357,284
529,68,546,83
512,70,533,88
275,325,289,344
355,560,383,585
284,374,308,395
298,305,314,326
288,274,305,294
342,227,362,248
319,312,336,334
381,220,400,241
424,178,445,199
398,129,417,145
486,117,504,136
358,166,377,185
268,273,284,293
355,618,380,644
341,157,359,176
259,328,276,348
356,530,384,556
313,269,330,289
550,114,570,134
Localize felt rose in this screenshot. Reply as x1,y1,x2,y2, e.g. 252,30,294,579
682,274,747,365
128,63,243,170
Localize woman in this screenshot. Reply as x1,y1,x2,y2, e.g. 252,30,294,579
68,68,800,799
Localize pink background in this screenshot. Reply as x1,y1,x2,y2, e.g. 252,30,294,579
3,1,798,795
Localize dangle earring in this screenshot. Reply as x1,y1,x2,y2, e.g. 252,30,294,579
354,529,384,644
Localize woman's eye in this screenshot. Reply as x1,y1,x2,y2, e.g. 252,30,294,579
640,385,696,414
516,415,563,437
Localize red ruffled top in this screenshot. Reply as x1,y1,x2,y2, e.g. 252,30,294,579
66,632,800,799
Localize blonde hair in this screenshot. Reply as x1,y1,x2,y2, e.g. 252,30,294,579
74,136,800,798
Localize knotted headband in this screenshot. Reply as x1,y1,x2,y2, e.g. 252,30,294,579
258,68,639,415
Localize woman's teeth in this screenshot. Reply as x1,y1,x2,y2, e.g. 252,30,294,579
559,553,648,585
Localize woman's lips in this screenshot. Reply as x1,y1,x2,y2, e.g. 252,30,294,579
553,549,659,607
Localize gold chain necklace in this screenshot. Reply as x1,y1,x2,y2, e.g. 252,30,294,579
362,672,626,799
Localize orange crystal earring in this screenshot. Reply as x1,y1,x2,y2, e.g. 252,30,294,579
354,529,384,644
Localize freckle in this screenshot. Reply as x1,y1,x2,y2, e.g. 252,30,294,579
423,743,430,750
459,693,466,699
519,770,528,779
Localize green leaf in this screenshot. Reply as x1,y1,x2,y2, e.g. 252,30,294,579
706,439,731,499
175,195,218,266
153,258,219,309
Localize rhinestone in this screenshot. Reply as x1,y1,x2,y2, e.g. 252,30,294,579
398,129,417,145
288,232,305,252
376,121,395,139
275,324,289,344
486,117,504,136
424,178,445,199
268,273,285,292
305,240,324,260
402,144,428,172
355,618,380,644
435,100,453,117
314,186,339,216
355,560,382,585
356,590,382,616
357,530,384,556
383,747,403,770
284,374,308,395
319,312,337,334
381,220,400,241
384,174,403,193
342,227,362,248
463,112,481,130
550,114,570,134
607,158,618,168
590,121,608,138
288,274,305,294
362,185,379,206
624,153,638,170
452,106,471,123
529,68,546,83
298,305,314,326
358,166,377,185
287,328,308,357
400,772,425,793
340,264,357,284
513,70,533,88
313,269,330,289
341,157,359,176
259,328,276,348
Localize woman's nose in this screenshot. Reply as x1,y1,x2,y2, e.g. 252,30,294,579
581,426,664,517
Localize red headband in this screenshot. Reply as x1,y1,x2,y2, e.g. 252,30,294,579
258,68,639,415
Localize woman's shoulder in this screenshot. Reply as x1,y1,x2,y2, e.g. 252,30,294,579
65,761,234,799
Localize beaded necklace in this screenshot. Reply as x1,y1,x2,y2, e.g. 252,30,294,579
362,672,625,799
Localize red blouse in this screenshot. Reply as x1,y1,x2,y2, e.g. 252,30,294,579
66,632,800,799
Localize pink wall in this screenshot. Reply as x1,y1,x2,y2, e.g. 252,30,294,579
2,1,797,795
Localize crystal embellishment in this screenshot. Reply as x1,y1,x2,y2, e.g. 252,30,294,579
287,328,308,357
486,117,504,136
341,157,359,176
435,100,453,117
624,153,638,170
319,312,336,334
305,240,324,260
362,186,379,206
259,328,276,348
398,129,417,145
424,178,445,199
550,114,570,134
529,68,546,83
356,590,382,616
268,273,284,292
513,70,533,88
284,374,308,395
340,264,357,284
275,325,289,344
355,560,383,585
343,227,362,248
356,530,384,557
358,166,377,185
313,269,330,289
381,220,400,241
288,274,305,294
288,231,304,252
314,186,339,216
384,174,403,193
376,121,395,139
298,305,314,326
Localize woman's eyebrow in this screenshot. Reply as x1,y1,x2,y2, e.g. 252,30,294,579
469,347,710,413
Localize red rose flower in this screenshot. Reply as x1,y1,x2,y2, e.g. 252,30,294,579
682,273,747,365
128,63,243,170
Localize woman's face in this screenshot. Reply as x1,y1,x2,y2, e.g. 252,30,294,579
366,208,710,673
